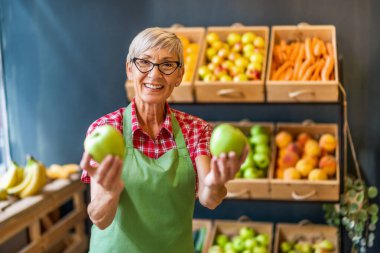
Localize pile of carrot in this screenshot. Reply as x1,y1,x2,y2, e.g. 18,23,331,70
270,37,335,81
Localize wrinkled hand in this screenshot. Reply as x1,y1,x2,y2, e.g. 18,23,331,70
80,152,125,195
204,145,249,188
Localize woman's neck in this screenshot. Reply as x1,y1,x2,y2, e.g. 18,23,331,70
135,99,166,139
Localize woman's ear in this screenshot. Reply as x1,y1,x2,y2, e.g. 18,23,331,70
175,67,184,87
126,61,133,80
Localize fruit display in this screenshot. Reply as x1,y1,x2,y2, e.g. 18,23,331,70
269,36,335,81
3,156,47,199
46,163,80,180
236,125,272,179
84,124,125,163
274,128,337,181
280,238,335,253
208,225,271,253
177,34,201,83
275,223,338,253
198,30,267,82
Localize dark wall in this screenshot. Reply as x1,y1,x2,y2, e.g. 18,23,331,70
1,0,379,252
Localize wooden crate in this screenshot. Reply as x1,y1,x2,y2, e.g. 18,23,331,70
266,24,339,102
205,219,273,252
194,25,269,103
211,121,275,199
125,26,205,103
0,174,88,253
270,122,340,201
192,219,213,253
274,223,340,253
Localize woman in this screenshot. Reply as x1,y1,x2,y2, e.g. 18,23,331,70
80,27,247,253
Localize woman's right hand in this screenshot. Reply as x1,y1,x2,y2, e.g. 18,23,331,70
80,152,125,197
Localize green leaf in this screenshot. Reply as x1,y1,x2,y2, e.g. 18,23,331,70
368,204,379,215
356,192,364,202
357,210,368,221
368,186,378,199
349,203,359,213
370,214,378,225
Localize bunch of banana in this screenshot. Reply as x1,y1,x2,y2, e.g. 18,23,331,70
0,161,24,190
46,163,80,179
7,156,47,199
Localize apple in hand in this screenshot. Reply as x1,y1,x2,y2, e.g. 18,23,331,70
84,125,125,163
210,124,247,157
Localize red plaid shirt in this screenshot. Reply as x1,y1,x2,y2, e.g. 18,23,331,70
81,100,212,192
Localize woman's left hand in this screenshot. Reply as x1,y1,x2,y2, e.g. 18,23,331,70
204,145,249,188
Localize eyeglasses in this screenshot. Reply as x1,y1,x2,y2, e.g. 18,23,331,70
132,57,181,75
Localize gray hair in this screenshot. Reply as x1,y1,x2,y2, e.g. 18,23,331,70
126,27,183,66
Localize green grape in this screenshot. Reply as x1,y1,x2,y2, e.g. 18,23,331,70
368,186,378,199
370,214,378,224
340,206,348,215
349,203,359,213
354,179,364,191
357,210,368,221
348,189,357,198
356,192,364,202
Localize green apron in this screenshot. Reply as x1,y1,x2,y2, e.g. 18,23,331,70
89,104,196,253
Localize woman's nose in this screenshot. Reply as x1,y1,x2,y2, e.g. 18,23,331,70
148,65,162,78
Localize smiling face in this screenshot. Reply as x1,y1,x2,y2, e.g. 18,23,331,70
127,47,184,105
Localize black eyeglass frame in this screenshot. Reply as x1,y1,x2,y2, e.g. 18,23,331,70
132,57,181,75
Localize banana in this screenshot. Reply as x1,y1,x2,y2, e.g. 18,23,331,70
19,156,47,199
7,159,35,196
0,188,7,200
0,161,22,190
46,163,79,179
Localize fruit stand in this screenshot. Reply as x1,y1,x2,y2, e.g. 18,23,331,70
0,174,87,253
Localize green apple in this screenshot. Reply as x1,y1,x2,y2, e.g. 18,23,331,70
253,153,269,170
216,234,229,247
210,124,247,157
250,125,266,136
224,242,234,251
232,236,245,252
253,246,268,253
244,238,258,250
84,125,125,163
208,245,224,253
250,133,269,146
239,226,255,240
314,240,334,250
241,150,254,170
281,241,293,252
234,170,243,179
254,144,271,156
243,167,264,179
255,234,269,246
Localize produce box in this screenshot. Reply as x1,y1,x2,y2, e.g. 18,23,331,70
206,219,273,253
266,24,339,102
274,223,339,253
210,121,275,199
194,25,269,103
193,219,213,253
270,122,340,201
125,26,205,103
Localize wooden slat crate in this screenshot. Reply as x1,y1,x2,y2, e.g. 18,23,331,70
205,219,273,253
270,122,340,201
192,219,213,253
194,25,269,103
210,121,275,199
125,26,205,103
0,174,88,253
274,222,340,253
266,24,339,102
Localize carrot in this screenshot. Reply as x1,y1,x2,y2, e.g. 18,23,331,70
326,42,334,57
290,42,300,63
305,37,315,62
321,56,334,81
298,58,313,80
320,41,327,57
311,37,318,54
272,61,291,80
274,45,283,65
292,44,305,80
313,40,323,57
284,67,294,81
302,63,317,81
311,59,325,80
